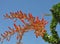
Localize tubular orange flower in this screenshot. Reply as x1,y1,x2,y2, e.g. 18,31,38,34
34,31,39,38
8,27,14,31
28,13,33,18
1,34,6,38
23,13,27,19
35,16,40,23
14,23,21,32
4,13,11,19
27,13,35,24
19,11,23,16
41,17,48,26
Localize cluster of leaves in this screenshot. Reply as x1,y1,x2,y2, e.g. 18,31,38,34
0,11,48,44
49,3,60,44
50,3,60,22
43,3,60,44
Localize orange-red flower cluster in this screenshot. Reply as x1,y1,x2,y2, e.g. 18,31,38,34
0,10,48,43
4,11,27,22
0,27,15,42
31,16,48,37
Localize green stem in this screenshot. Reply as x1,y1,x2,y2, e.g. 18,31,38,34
43,33,58,44
50,17,59,40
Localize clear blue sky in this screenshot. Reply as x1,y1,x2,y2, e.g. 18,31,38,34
0,0,60,44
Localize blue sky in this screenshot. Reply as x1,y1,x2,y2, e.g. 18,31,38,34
0,0,60,44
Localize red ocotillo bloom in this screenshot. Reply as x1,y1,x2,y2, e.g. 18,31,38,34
1,10,48,44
